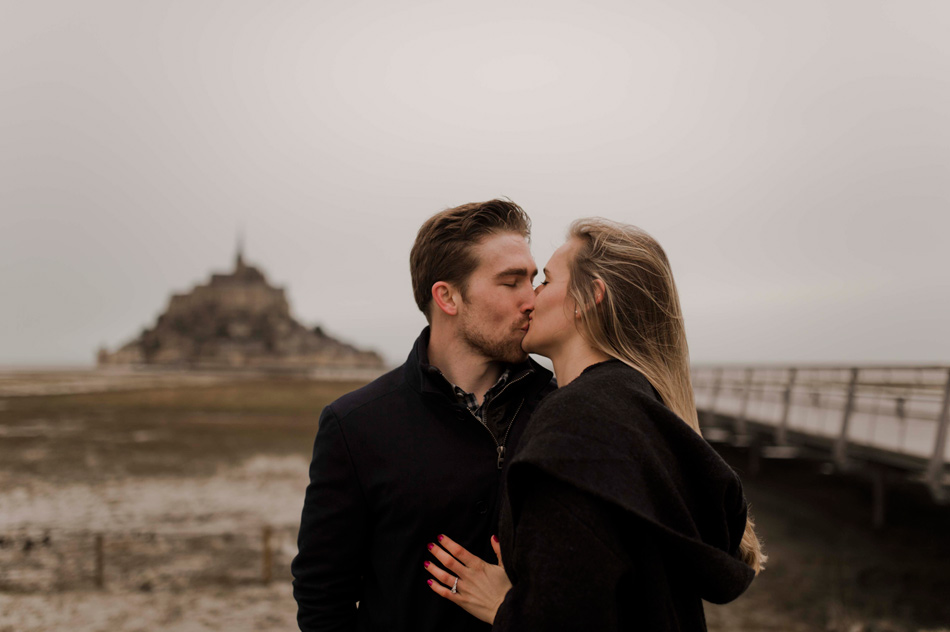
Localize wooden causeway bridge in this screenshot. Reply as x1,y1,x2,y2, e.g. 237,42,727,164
692,365,950,527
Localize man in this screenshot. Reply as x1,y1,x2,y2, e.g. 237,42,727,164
292,199,555,631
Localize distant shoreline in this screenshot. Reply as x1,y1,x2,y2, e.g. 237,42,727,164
0,365,386,397
0,364,96,372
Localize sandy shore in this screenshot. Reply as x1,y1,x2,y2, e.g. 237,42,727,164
2,374,949,631
0,584,297,632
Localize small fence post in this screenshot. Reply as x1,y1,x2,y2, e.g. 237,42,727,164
925,368,950,502
262,525,273,585
833,368,860,468
735,368,754,437
777,368,797,445
94,533,104,589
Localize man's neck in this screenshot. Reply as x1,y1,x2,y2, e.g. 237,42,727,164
427,326,505,403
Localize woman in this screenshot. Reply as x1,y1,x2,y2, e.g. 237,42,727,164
424,218,765,630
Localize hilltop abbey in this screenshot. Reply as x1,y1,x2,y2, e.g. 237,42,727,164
97,244,384,371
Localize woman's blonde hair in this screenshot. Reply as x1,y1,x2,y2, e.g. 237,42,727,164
567,218,766,574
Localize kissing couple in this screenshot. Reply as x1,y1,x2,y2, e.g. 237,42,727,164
292,199,765,631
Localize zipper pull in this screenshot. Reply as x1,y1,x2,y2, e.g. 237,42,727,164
496,445,506,470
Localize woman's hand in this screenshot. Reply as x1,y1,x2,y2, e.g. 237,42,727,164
425,534,511,624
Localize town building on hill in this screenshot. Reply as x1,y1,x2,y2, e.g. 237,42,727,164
97,245,385,371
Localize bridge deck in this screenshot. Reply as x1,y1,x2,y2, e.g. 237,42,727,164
692,365,950,501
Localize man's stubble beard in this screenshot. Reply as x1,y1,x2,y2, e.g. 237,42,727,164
459,313,528,365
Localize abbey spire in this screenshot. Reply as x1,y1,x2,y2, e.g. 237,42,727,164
235,228,245,270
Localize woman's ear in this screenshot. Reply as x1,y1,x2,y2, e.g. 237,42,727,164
431,281,459,317
593,278,606,305
574,280,606,320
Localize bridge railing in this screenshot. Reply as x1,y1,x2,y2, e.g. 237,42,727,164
691,365,950,500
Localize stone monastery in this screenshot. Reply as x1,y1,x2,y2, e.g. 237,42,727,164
97,245,384,371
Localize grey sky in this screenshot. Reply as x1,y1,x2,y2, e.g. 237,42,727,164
2,0,948,368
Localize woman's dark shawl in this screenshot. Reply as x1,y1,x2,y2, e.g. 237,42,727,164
506,360,755,604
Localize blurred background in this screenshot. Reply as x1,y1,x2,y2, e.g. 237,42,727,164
2,1,948,630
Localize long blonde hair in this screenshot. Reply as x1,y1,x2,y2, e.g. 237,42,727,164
567,218,766,574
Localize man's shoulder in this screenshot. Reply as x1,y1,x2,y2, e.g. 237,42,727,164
327,363,409,420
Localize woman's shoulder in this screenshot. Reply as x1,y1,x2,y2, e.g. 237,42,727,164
513,359,740,522
553,359,660,402
528,360,663,434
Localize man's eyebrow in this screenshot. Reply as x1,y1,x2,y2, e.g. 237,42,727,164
494,267,531,278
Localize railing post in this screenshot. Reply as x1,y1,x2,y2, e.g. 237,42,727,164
896,397,907,452
833,368,860,468
747,438,761,478
925,368,950,502
872,466,887,529
735,368,754,437
707,367,723,424
777,368,797,445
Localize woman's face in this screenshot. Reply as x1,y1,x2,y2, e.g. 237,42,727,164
522,238,582,357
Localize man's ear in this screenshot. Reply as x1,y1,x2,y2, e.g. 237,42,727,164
593,278,606,305
431,281,460,317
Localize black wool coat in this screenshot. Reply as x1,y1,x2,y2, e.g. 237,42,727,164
291,328,555,632
494,360,755,631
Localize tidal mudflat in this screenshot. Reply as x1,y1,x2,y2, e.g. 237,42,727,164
1,371,948,631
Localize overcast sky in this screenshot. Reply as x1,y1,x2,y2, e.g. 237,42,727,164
1,0,948,368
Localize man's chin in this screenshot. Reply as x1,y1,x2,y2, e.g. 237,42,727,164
499,343,529,365
461,326,530,364
509,349,530,364
520,331,536,356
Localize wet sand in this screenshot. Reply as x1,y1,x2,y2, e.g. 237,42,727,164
1,372,949,631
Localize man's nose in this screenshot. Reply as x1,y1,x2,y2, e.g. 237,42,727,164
520,289,535,313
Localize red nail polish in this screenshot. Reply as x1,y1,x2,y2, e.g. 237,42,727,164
424,561,430,568
492,535,499,543
427,579,433,586
438,534,444,542
427,543,433,550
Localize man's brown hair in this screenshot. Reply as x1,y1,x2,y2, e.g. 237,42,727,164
410,199,531,321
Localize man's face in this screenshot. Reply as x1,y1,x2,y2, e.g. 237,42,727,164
456,232,538,364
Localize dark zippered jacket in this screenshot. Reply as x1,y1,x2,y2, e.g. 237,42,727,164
495,360,755,631
292,328,555,632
